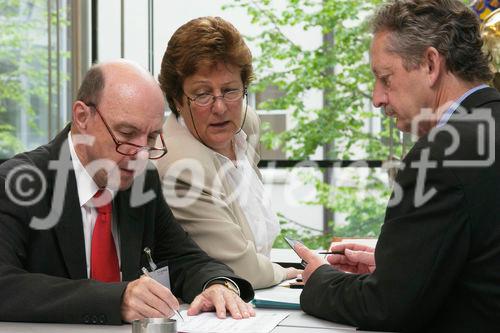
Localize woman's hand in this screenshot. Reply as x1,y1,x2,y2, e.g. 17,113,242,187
285,267,303,280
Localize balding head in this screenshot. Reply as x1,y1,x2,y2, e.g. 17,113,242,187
76,59,161,106
71,59,166,190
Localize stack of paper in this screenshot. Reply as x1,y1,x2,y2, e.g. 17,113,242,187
252,286,302,309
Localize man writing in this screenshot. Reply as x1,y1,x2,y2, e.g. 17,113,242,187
0,59,254,324
296,0,500,331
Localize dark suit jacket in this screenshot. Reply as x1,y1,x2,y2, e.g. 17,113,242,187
0,125,253,325
301,87,500,332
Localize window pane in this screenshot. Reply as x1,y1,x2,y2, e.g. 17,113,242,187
0,0,71,159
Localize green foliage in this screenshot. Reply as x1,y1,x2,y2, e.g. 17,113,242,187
227,0,390,159
0,0,69,158
226,0,402,241
329,170,390,237
0,124,23,157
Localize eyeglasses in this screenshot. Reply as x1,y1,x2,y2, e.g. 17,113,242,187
184,88,247,107
86,103,167,160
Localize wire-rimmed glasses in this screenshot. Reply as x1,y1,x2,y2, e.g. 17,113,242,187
184,88,247,108
86,103,167,160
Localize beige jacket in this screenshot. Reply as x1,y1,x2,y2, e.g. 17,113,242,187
155,109,287,289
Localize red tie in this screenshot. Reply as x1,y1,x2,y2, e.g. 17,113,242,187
90,189,120,282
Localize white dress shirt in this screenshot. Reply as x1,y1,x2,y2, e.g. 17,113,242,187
67,132,121,279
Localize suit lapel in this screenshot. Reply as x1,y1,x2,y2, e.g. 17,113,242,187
116,190,145,281
54,170,87,279
48,126,87,279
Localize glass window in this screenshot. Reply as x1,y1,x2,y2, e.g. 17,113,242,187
0,0,72,159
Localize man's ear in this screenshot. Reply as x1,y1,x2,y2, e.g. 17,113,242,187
423,47,443,87
72,101,92,132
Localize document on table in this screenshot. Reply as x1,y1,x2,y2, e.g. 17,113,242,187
252,285,301,309
176,310,289,333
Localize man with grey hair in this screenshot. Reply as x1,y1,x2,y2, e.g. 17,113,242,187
295,0,500,331
0,59,255,324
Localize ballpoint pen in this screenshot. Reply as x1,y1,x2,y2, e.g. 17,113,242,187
141,267,184,321
318,250,345,255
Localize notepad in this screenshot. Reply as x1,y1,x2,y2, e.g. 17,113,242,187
252,286,301,310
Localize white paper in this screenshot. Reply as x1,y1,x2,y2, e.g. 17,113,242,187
253,285,302,305
176,310,289,333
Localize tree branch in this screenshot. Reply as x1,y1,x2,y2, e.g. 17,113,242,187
249,0,302,50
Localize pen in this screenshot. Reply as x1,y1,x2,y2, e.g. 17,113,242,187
141,267,184,321
318,250,345,255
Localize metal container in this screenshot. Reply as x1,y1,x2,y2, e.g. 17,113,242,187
132,318,177,333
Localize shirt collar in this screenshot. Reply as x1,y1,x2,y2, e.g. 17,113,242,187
437,84,489,128
67,132,111,207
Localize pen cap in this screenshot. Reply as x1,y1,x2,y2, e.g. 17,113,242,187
132,318,177,333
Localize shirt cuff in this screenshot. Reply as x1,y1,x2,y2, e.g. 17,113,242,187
203,277,241,296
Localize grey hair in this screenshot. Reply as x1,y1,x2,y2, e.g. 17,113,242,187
371,0,493,83
76,63,105,106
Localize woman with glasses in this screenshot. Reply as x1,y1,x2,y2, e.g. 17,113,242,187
155,16,300,289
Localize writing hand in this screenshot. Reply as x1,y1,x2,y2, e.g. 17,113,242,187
121,276,179,322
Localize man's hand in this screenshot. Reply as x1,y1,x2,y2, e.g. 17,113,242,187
293,243,328,283
121,276,180,322
327,243,376,274
187,284,255,319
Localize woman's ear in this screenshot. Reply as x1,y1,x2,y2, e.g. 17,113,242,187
72,101,92,131
174,99,183,113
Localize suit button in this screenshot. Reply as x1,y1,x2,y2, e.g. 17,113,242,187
91,315,98,324
82,314,90,324
99,314,107,324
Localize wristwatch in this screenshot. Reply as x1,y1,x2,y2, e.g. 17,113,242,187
222,280,240,295
205,278,240,296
